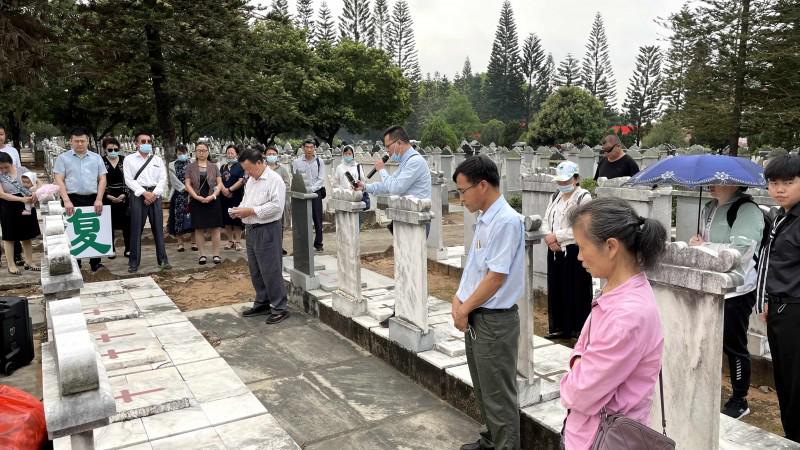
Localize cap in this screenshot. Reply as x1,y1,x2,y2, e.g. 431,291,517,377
553,161,579,182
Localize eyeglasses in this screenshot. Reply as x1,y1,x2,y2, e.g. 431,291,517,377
139,139,152,144
457,184,478,196
106,147,119,151
384,139,398,149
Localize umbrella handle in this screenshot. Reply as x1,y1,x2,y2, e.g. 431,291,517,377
696,186,703,236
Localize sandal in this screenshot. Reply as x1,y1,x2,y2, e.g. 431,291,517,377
199,256,207,265
7,267,21,275
234,242,243,251
24,264,41,272
223,241,235,250
191,245,199,251
177,245,185,252
212,256,221,264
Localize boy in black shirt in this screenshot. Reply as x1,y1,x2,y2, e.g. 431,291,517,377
593,135,640,180
756,154,800,443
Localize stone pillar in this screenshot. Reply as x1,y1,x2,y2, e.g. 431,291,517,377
647,243,744,450
427,172,448,261
642,149,660,169
521,173,556,293
289,171,320,291
595,177,673,235
461,208,477,268
522,146,535,166
440,149,455,196
577,147,596,180
505,150,522,196
518,215,546,407
386,196,435,352
331,189,367,317
626,148,643,167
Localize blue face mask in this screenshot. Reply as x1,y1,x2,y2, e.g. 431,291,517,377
390,153,401,162
177,154,189,162
139,144,153,154
557,184,576,193
266,155,279,164
107,151,119,159
343,156,354,164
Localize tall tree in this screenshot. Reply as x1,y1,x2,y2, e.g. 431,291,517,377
580,12,616,112
660,4,698,113
623,46,664,145
369,0,390,50
296,0,315,41
485,0,525,122
555,53,580,87
271,0,290,19
534,54,555,107
315,2,337,45
527,86,606,145
521,33,546,122
339,0,373,44
386,0,421,82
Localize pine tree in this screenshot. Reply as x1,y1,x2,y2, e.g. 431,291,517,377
623,46,664,145
580,12,616,111
660,4,698,113
534,54,555,112
485,0,525,121
339,0,373,44
521,33,546,121
296,0,315,41
462,58,473,80
315,1,337,45
369,0,390,50
271,0,290,19
555,54,579,87
387,0,420,82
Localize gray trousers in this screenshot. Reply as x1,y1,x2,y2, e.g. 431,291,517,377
466,307,521,450
128,193,169,270
246,221,288,313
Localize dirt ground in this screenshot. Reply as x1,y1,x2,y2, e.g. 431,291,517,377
152,259,256,311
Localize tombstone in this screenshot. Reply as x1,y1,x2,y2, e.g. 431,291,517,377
688,145,707,155
641,149,660,169
505,149,522,195
521,173,557,292
647,243,745,450
289,171,320,290
673,189,714,242
522,146,535,166
440,147,455,196
595,177,673,234
462,207,477,268
331,189,367,317
519,215,547,407
386,195,436,352
626,147,644,168
427,172,449,261
577,147,596,180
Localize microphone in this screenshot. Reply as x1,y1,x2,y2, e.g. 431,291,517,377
367,155,390,179
344,171,358,189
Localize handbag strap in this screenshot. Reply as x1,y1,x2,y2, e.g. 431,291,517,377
587,298,669,436
133,154,155,181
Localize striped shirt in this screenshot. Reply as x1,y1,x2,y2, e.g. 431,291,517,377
239,166,286,225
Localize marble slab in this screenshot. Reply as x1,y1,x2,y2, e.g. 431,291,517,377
391,221,430,331
176,357,250,403
199,392,268,426
214,413,300,449
94,328,169,372
140,405,212,441
109,366,192,422
82,301,141,324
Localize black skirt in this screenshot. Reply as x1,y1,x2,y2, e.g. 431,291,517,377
189,197,223,230
220,190,244,228
0,196,40,241
546,244,593,336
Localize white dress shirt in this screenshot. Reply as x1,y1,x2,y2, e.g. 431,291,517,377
291,155,326,192
123,152,167,197
239,166,286,225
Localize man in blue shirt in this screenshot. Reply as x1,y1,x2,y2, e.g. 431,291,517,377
292,138,326,251
453,155,523,450
53,126,108,272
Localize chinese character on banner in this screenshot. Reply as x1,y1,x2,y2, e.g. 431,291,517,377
65,206,113,258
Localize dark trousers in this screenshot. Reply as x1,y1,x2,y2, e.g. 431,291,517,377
311,193,323,248
114,222,131,255
724,291,756,399
767,298,800,442
246,222,287,313
546,245,593,336
466,307,521,450
68,193,102,271
128,193,168,270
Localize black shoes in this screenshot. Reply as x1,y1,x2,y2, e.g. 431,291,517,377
544,332,567,340
266,311,290,324
242,304,272,317
722,397,750,419
314,245,323,252
128,267,138,273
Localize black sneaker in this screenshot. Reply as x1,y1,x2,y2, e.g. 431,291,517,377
314,245,323,252
265,311,290,324
242,304,271,317
91,263,105,273
127,267,138,273
722,397,750,419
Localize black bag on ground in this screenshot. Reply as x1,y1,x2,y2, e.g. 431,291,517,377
0,297,34,376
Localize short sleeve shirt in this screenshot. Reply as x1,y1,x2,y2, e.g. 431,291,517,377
594,154,640,180
53,150,107,195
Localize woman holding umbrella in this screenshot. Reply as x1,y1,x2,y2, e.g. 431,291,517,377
689,185,765,419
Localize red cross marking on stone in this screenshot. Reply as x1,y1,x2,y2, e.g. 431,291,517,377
96,332,137,343
102,348,145,360
85,307,124,316
115,387,165,403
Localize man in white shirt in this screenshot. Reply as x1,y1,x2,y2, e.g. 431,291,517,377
231,148,290,324
291,138,326,251
123,130,171,273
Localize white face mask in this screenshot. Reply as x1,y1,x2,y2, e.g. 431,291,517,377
557,184,576,193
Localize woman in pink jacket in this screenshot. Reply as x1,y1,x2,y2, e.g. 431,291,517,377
560,197,667,449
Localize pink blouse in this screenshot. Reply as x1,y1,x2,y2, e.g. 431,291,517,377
559,272,664,450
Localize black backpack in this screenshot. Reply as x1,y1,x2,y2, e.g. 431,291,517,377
725,195,774,256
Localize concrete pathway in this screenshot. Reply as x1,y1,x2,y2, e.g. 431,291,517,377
186,303,480,450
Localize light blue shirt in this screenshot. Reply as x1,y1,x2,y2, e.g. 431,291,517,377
53,149,107,195
456,196,525,309
365,148,432,200
291,155,326,193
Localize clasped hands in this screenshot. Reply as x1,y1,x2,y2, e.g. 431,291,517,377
544,233,561,252
451,295,469,332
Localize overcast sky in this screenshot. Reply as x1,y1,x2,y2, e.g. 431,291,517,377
258,0,691,107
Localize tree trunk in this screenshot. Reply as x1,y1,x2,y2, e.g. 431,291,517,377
5,111,23,150
143,0,177,161
730,0,751,157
